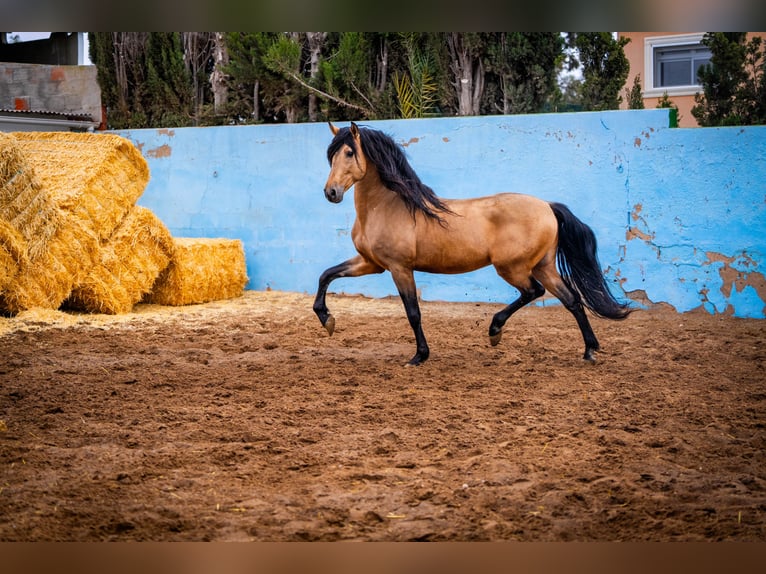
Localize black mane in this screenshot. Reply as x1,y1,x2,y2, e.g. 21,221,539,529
327,125,453,223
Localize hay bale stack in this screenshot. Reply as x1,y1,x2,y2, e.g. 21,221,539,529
0,223,100,312
144,237,248,306
0,132,60,260
66,206,175,314
0,132,150,313
0,220,27,292
1,131,248,314
10,132,149,242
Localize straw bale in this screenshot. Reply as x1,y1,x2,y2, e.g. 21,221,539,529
0,219,28,292
0,133,61,259
145,237,248,306
67,206,174,314
0,221,99,313
10,132,149,242
0,132,150,313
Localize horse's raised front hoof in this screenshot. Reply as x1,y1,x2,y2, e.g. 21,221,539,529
323,314,336,336
583,349,597,363
489,331,503,346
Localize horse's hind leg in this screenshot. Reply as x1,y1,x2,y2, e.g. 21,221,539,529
489,274,545,346
313,255,383,335
533,265,600,362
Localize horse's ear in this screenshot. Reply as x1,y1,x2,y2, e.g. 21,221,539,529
350,122,359,138
328,122,339,136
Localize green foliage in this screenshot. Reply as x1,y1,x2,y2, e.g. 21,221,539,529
484,33,564,114
548,74,584,113
655,91,680,126
89,33,193,129
392,34,440,119
88,32,641,128
144,33,193,127
320,32,381,120
626,74,644,109
223,33,282,124
655,91,677,110
326,32,369,89
88,33,116,111
260,34,306,122
263,34,302,76
692,33,766,126
574,33,631,111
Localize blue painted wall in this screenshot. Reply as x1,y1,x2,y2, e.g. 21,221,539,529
116,109,766,318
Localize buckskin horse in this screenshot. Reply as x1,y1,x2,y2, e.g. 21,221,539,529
313,122,631,365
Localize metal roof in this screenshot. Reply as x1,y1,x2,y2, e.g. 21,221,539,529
0,108,95,122
0,107,100,131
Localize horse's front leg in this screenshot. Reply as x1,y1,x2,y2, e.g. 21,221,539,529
313,255,383,335
390,267,429,366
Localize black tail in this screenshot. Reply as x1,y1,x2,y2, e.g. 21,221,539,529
550,202,631,320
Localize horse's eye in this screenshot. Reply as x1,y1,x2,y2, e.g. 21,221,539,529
345,149,354,158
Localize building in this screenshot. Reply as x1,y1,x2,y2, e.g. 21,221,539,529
619,32,766,127
0,32,102,132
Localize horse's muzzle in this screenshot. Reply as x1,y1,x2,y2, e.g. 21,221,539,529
324,185,345,203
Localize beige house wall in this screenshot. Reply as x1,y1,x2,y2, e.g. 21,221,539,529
618,32,766,127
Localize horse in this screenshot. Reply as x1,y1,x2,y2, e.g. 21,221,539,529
313,122,631,366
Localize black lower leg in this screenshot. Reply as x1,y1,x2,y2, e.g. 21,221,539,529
567,302,600,361
556,287,599,361
489,279,545,345
393,276,429,365
403,294,429,365
313,261,351,332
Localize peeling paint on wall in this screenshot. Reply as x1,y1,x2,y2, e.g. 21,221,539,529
705,251,766,316
146,144,171,158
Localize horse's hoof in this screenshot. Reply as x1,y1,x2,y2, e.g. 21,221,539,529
324,315,335,336
583,350,597,363
489,331,502,346
406,352,428,366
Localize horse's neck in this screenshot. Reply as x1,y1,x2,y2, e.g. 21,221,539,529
354,167,394,223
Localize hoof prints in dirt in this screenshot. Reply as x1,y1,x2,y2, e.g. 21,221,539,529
1,291,765,540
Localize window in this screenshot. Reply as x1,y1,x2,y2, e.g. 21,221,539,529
654,45,710,88
644,33,711,97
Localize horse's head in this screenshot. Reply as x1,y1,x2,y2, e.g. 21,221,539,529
324,122,367,203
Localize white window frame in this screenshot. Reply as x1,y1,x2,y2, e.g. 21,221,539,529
644,33,708,98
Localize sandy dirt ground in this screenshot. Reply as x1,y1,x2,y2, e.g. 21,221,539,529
1,290,764,541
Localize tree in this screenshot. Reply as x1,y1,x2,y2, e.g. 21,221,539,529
262,33,306,123
89,32,150,128
573,32,631,111
692,33,766,126
484,32,563,115
264,32,374,121
144,33,193,127
223,32,282,124
445,33,486,116
90,32,196,128
88,32,635,128
625,74,644,109
305,32,328,122
210,32,229,115
182,32,216,123
320,32,389,120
